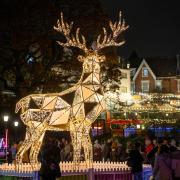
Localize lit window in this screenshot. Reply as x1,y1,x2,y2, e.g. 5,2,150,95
130,69,136,77
141,81,149,92
156,80,162,90
131,82,135,93
121,72,127,78
142,67,148,77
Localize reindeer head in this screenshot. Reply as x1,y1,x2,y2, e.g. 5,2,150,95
54,12,129,72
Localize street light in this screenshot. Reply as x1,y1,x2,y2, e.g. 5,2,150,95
14,121,19,127
3,115,9,122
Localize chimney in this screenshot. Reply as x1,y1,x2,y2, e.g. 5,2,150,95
176,54,180,76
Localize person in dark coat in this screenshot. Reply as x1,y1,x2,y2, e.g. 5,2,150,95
7,147,13,164
147,139,162,168
39,139,61,180
127,142,144,180
102,139,112,161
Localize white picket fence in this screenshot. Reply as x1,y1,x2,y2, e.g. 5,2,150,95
0,161,152,179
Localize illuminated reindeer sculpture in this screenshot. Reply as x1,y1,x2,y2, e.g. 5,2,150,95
15,12,128,167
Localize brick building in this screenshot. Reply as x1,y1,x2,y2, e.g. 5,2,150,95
128,55,180,94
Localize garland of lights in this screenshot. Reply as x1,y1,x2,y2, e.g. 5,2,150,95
15,12,128,168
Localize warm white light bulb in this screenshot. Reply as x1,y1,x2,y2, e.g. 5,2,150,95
136,124,141,129
14,121,19,127
3,115,9,122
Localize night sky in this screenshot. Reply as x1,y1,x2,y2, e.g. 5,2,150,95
102,0,180,58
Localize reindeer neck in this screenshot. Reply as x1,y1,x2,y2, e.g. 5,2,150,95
78,70,101,85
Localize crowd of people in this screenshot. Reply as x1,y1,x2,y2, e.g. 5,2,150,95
126,138,180,180
5,137,180,180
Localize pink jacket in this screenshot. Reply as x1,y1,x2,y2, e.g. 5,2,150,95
153,154,172,180
172,159,180,177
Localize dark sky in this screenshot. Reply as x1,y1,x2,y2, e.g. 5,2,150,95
102,0,180,58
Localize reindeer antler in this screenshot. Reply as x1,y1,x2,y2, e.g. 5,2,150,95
95,11,129,51
54,13,88,52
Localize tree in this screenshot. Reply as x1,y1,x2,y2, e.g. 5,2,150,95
0,0,125,111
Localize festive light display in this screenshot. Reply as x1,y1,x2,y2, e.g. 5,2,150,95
15,12,128,167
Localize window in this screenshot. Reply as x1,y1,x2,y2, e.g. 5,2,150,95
120,86,127,93
130,69,136,77
121,72,127,79
131,82,135,93
141,81,149,93
178,80,180,92
142,67,148,77
156,80,162,90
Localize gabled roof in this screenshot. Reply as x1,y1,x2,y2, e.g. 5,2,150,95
133,59,156,81
128,55,179,77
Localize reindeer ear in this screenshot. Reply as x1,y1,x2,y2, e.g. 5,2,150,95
77,55,84,62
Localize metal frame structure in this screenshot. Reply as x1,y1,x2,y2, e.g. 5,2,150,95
15,12,128,168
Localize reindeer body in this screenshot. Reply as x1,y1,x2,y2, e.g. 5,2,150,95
15,12,128,167
16,54,106,166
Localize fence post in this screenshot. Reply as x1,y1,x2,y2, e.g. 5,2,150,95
88,168,94,180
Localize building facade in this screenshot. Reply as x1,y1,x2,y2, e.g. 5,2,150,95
119,68,131,94
129,56,180,94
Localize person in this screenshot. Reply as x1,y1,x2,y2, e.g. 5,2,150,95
60,138,66,161
126,140,132,154
111,140,117,162
116,143,125,162
7,147,13,164
93,140,102,161
162,139,169,146
11,142,18,162
169,139,177,152
39,139,61,180
64,140,72,161
153,145,172,180
127,142,144,180
102,139,111,161
145,138,154,155
171,148,180,179
147,139,161,168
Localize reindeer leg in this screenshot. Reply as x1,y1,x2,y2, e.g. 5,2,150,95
70,127,83,169
82,131,93,168
16,130,31,164
15,139,33,171
29,132,45,164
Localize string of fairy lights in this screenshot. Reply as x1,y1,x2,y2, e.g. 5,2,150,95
105,92,180,127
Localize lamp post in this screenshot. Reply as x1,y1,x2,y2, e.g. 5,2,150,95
3,115,9,162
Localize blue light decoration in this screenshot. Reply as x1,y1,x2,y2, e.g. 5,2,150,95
124,128,136,137
149,127,174,137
